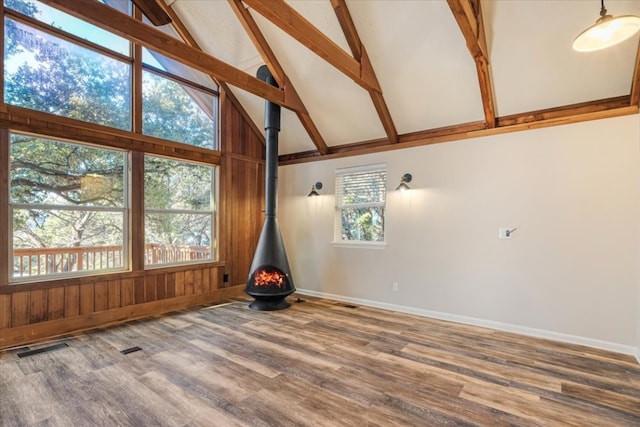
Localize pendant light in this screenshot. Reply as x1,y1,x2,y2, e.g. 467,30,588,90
573,0,640,52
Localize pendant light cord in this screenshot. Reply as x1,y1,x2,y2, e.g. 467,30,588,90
600,0,607,18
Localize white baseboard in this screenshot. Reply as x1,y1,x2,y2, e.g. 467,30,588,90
295,288,638,359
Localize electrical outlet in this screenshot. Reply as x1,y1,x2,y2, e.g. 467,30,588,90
392,282,399,292
499,227,518,239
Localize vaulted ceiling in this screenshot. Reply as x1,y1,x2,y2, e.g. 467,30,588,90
51,0,640,163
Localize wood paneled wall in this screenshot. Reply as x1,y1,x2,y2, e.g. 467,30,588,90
0,89,265,350
220,90,266,287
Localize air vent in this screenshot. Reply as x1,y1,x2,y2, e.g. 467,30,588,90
120,346,143,355
17,342,69,358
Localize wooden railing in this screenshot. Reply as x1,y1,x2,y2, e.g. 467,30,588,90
13,244,211,278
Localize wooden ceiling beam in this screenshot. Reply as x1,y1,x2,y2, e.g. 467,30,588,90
630,39,640,106
280,97,636,165
447,0,496,128
241,0,381,93
330,0,398,144
131,0,171,26
228,0,328,155
40,0,304,113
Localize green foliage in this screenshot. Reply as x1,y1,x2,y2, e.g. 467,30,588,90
143,72,215,149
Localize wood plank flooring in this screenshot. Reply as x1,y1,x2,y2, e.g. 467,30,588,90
1,296,640,426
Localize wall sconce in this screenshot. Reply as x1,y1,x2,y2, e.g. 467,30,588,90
308,182,323,197
396,173,412,191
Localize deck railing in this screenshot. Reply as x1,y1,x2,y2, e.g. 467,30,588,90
13,244,210,278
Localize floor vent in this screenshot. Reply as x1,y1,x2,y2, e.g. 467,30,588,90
336,302,358,309
17,342,68,358
120,346,143,355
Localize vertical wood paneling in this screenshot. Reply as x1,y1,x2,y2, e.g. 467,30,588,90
166,272,176,298
108,280,120,309
94,281,108,312
29,289,47,323
134,277,145,304
193,269,202,294
121,278,134,306
65,285,80,317
79,283,94,315
184,270,194,295
155,274,166,300
210,268,219,291
202,267,210,292
47,287,64,320
175,271,185,296
11,291,29,327
0,294,11,328
144,275,156,303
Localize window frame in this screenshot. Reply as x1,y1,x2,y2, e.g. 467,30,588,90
334,163,388,249
8,131,130,283
143,154,218,269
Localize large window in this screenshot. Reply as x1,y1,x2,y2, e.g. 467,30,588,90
335,164,387,245
10,133,127,280
144,156,215,266
2,1,220,284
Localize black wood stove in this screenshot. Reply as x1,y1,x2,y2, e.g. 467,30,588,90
244,65,295,311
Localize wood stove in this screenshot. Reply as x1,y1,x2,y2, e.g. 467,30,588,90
245,65,295,311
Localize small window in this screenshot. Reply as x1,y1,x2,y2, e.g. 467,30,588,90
10,133,128,281
335,164,387,246
144,156,215,266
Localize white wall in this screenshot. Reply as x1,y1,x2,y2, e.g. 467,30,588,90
278,115,640,353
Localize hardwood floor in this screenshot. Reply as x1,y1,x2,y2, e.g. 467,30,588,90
1,296,640,426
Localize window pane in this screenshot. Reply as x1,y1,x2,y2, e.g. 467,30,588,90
4,18,132,130
5,0,130,55
144,156,214,266
144,157,211,211
142,70,216,149
10,134,127,281
340,207,385,242
10,134,125,207
12,209,125,278
145,213,211,265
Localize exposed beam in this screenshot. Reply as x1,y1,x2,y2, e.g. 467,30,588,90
630,39,640,106
280,97,636,165
40,0,303,112
228,0,328,154
447,0,496,128
330,0,361,61
330,0,398,144
131,0,171,26
241,0,381,93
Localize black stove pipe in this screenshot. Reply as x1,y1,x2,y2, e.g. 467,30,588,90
258,65,280,219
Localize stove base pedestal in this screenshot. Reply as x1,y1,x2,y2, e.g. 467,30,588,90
248,297,291,311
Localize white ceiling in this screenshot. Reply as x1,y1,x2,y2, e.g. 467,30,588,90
170,0,640,156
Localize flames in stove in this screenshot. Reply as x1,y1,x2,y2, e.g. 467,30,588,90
253,267,286,287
